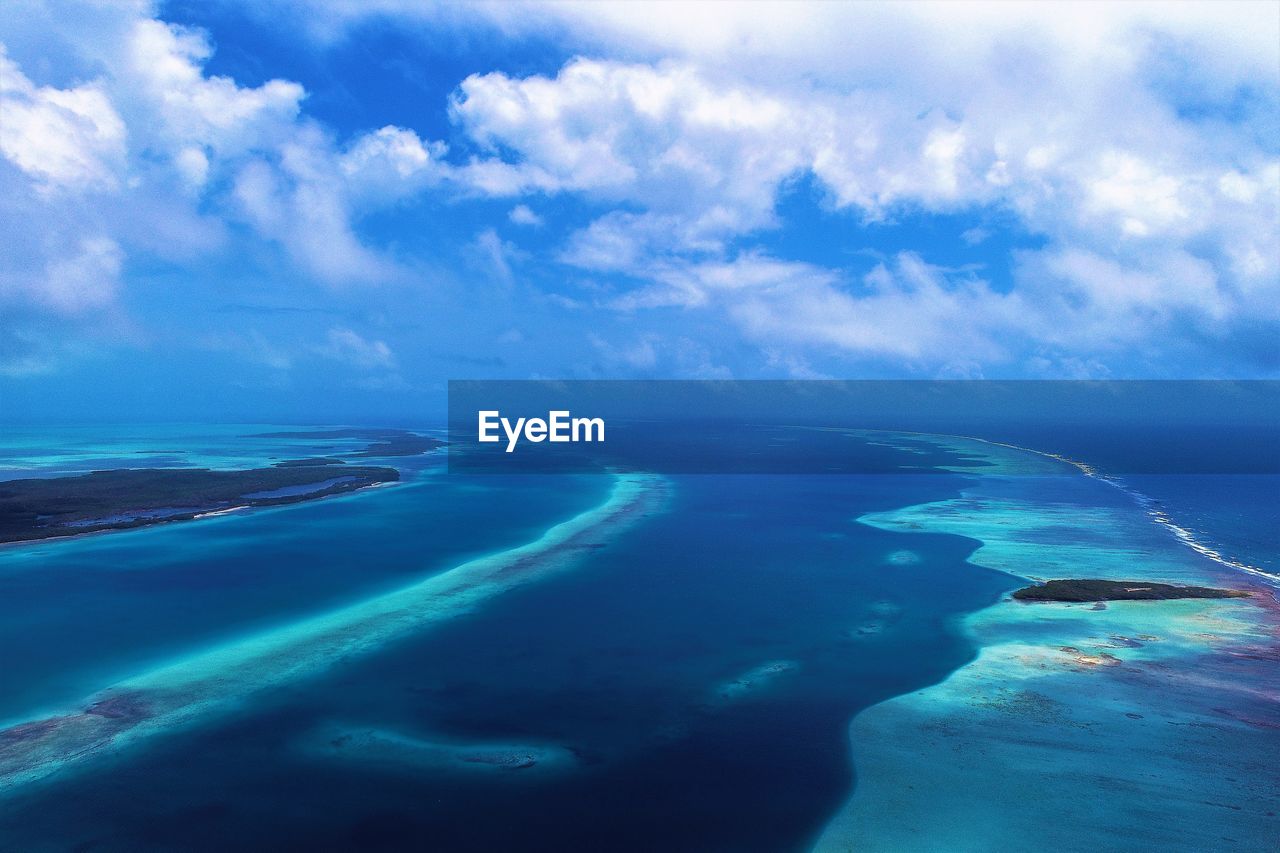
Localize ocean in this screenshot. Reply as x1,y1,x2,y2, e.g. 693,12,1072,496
0,424,1275,851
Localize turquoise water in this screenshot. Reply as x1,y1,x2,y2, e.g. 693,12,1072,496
818,437,1279,851
0,425,1275,850
0,433,608,724
0,424,424,479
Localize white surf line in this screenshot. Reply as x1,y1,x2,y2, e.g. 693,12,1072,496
953,435,1278,586
0,472,667,792
191,505,249,519
814,427,1274,585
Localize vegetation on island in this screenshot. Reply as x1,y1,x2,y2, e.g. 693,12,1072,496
1013,579,1249,602
0,461,397,543
0,428,447,544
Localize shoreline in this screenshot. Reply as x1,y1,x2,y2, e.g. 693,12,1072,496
0,478,398,552
0,426,446,549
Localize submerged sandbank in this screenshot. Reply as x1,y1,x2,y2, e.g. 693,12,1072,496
0,473,667,792
301,723,579,774
711,660,798,704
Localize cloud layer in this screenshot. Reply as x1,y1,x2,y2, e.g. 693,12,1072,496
1,0,1276,388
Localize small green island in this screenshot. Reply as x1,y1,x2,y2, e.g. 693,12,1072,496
1012,579,1250,602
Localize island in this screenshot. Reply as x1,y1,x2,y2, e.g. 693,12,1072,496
0,459,398,544
1012,578,1249,602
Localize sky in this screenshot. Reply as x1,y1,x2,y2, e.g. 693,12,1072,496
1,0,1278,422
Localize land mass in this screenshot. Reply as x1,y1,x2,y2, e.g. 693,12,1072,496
1012,578,1249,602
0,460,398,544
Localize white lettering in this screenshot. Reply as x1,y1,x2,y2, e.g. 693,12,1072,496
549,410,570,442
572,417,605,442
478,411,500,443
478,410,605,453
502,416,526,453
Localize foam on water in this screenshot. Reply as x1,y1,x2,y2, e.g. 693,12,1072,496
958,435,1278,585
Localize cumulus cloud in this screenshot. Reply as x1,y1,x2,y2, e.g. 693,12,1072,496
434,10,1279,373
2,0,1277,380
0,47,126,192
0,3,461,374
262,1,1278,84
452,59,808,244
450,53,1275,241
120,19,304,167
340,125,447,202
1,7,450,286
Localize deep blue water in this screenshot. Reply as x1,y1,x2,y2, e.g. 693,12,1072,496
0,428,1017,851
1118,475,1280,579
0,470,611,723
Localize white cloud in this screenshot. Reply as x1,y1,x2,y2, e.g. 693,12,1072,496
587,330,732,378
437,15,1278,373
1014,248,1232,347
341,125,447,202
588,332,658,370
644,252,1023,366
1083,152,1190,238
468,228,522,284
40,237,123,314
0,47,126,192
120,19,304,164
599,243,1258,374
1,0,1277,378
231,128,406,284
452,58,809,243
320,327,397,369
450,51,1275,249
266,1,1279,85
560,211,711,274
0,1,464,345
508,204,542,226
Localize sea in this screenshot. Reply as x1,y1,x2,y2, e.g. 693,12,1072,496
0,422,1274,851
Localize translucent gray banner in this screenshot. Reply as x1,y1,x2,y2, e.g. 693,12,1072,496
446,380,1279,475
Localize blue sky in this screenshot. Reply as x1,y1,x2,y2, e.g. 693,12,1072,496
1,0,1277,421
